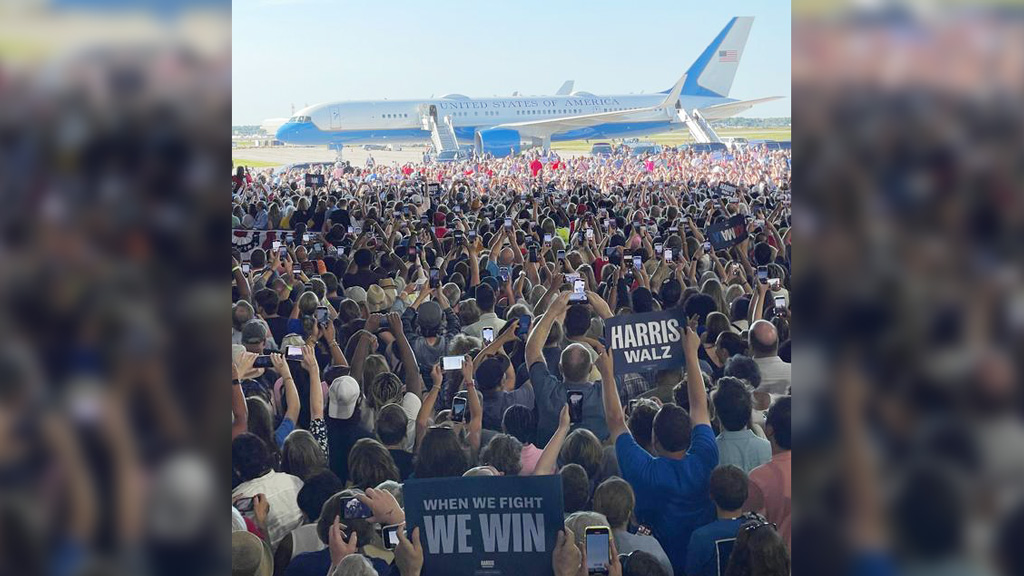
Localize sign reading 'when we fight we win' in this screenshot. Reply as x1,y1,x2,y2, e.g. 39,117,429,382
604,308,689,375
404,475,564,576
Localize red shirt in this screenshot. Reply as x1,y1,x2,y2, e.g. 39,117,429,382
530,159,543,177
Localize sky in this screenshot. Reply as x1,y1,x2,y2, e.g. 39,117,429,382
232,0,790,125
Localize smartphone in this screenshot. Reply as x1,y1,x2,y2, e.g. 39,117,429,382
654,243,663,254
286,345,303,361
315,306,329,327
280,247,289,258
640,225,647,235
664,249,673,262
469,230,477,241
544,233,553,245
633,255,642,270
586,228,594,239
234,497,254,513
757,266,768,284
336,246,344,256
254,355,272,368
241,263,250,274
702,241,712,252
481,327,495,344
669,226,678,234
768,278,780,290
272,241,281,250
303,233,311,242
442,355,464,371
774,295,787,311
381,524,402,550
342,497,373,520
567,390,584,424
516,315,531,339
451,396,468,422
504,217,512,229
585,526,610,574
556,249,566,261
529,246,539,263
430,268,440,288
498,266,510,282
570,279,586,302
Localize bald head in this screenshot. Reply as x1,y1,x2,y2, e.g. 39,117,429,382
560,343,593,383
749,320,778,357
499,247,515,266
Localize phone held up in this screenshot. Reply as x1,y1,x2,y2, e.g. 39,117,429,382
585,526,610,574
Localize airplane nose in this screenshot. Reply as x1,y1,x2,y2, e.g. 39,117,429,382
275,122,292,142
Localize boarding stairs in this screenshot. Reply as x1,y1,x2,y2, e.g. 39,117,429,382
423,114,460,152
677,108,722,143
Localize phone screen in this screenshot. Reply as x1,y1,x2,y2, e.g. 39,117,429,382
451,397,467,422
633,255,642,270
481,327,494,344
557,250,566,260
664,249,673,262
655,243,663,253
286,345,303,360
529,247,539,263
774,296,787,309
586,528,610,573
586,228,594,239
442,355,464,371
516,315,531,339
544,233,553,244
570,279,586,302
568,391,584,423
315,306,329,326
757,266,768,282
430,268,440,288
253,355,272,368
499,267,510,282
382,525,401,550
272,241,281,250
504,217,512,229
342,497,373,520
241,264,250,274
703,242,712,252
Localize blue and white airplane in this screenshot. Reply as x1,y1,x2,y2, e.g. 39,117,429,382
275,17,781,158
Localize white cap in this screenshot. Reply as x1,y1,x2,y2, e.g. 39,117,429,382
328,376,360,419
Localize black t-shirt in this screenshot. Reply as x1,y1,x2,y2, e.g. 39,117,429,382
264,316,291,346
326,409,374,486
389,449,415,481
343,269,386,291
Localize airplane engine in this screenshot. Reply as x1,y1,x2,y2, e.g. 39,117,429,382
474,128,521,158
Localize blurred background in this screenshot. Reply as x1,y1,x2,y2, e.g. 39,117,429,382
792,1,1024,576
0,1,229,575
0,0,1022,575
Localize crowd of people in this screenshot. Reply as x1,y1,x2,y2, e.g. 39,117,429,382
231,145,792,576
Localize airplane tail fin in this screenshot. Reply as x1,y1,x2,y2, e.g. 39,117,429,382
671,16,753,98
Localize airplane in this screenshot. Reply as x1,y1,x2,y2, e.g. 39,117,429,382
275,17,782,158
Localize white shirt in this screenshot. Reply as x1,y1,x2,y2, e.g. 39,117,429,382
754,355,791,396
232,470,304,550
465,313,506,340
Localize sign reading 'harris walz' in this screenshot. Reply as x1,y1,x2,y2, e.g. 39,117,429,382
403,475,564,576
604,308,687,375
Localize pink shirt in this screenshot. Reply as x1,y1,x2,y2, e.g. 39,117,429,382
519,443,543,476
743,450,791,550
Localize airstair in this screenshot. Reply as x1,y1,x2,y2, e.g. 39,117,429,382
677,108,722,143
423,114,460,152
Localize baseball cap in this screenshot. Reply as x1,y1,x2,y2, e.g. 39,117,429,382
345,286,367,305
241,320,267,345
232,531,273,576
416,301,443,330
328,376,360,419
366,284,388,313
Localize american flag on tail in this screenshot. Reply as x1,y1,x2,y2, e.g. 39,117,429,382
718,49,738,62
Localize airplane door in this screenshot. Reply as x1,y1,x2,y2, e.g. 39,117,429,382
329,105,342,129
429,105,437,121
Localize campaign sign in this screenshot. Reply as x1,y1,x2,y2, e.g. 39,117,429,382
707,214,748,250
304,173,325,187
403,475,564,576
719,183,737,195
604,308,687,375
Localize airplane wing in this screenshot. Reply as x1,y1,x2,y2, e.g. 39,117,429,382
555,80,574,96
698,96,783,120
492,74,688,141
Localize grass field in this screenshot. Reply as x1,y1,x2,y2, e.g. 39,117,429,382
231,158,286,168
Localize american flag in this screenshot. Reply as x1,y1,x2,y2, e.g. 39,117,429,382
718,49,738,62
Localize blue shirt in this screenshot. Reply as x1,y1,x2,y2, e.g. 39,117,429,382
615,425,718,575
529,361,608,446
685,517,744,576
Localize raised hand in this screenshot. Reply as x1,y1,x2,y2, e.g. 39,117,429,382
328,515,358,566
683,325,701,356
